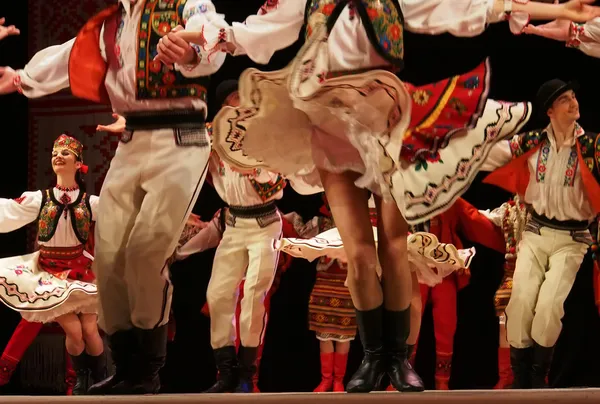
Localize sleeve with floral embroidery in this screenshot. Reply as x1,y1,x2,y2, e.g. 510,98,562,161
177,0,228,77
569,18,600,58
0,191,43,233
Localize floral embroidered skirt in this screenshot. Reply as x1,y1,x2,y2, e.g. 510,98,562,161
0,247,97,323
308,261,356,342
211,24,532,225
276,227,475,288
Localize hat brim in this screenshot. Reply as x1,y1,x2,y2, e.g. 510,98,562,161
541,80,579,114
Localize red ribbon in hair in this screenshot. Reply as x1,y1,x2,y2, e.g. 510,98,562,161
80,164,89,174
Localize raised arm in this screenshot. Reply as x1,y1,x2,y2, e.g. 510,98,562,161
176,0,228,76
0,38,75,97
0,191,43,233
0,17,19,41
401,0,600,37
524,16,600,58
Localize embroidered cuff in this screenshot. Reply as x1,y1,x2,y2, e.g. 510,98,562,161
179,43,204,71
567,22,585,49
13,73,23,94
504,0,530,34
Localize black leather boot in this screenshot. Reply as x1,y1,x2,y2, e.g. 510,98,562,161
87,353,107,386
88,330,136,395
510,346,533,389
346,306,387,393
123,325,168,394
531,342,554,389
204,346,239,393
69,354,90,395
235,346,258,393
383,307,424,392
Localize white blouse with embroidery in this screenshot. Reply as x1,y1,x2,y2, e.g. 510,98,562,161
571,18,600,58
0,189,99,248
481,125,594,222
16,0,225,115
214,0,508,69
208,154,284,207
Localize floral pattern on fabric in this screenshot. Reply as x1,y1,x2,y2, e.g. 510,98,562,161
250,176,287,202
137,0,209,101
305,0,404,64
259,0,280,15
38,190,63,243
509,131,543,158
535,140,550,183
564,149,579,187
401,60,490,164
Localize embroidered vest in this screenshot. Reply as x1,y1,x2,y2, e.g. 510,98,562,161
37,190,93,245
69,1,209,104
136,0,210,101
304,0,404,67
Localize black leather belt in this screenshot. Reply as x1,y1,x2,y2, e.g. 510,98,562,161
124,109,205,131
531,211,589,231
228,202,277,219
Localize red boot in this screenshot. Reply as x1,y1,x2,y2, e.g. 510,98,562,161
332,352,348,392
0,319,43,386
65,354,76,395
434,351,452,390
314,352,334,392
495,347,513,389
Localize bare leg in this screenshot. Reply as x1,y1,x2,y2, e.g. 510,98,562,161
334,341,351,354
407,273,422,346
318,169,384,393
56,313,85,356
319,170,381,310
80,314,104,356
320,340,334,353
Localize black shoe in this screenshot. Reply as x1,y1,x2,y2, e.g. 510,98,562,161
87,353,107,385
88,329,136,395
531,342,554,389
235,346,258,393
346,306,387,393
204,346,239,393
383,307,424,392
510,346,533,389
69,354,90,395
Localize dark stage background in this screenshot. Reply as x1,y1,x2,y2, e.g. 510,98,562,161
1,0,600,394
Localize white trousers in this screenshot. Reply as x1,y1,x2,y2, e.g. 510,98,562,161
206,210,282,349
94,128,210,334
505,225,589,348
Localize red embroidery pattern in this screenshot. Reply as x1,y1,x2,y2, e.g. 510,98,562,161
13,196,26,205
259,0,279,15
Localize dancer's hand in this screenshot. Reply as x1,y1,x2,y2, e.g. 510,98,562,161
155,25,198,68
0,66,18,95
523,18,571,40
187,213,208,228
175,27,207,47
0,18,19,41
561,0,600,22
96,114,126,133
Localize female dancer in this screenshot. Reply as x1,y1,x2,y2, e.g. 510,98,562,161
176,0,600,393
0,134,104,395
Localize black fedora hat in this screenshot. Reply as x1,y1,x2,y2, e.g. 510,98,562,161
215,79,239,108
535,78,579,116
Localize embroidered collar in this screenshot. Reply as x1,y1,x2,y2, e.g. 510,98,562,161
543,122,584,149
55,185,79,192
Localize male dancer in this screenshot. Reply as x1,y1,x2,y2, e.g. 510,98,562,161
203,81,286,393
0,0,226,395
482,79,600,388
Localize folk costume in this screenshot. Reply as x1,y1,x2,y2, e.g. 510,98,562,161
11,0,226,394
175,209,297,393
0,135,104,394
482,79,600,388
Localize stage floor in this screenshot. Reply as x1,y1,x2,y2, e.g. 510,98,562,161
1,389,600,404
